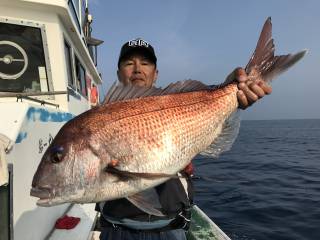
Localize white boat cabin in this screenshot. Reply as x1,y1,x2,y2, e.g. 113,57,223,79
0,0,103,239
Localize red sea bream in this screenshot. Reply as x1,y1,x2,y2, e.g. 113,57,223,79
30,18,306,215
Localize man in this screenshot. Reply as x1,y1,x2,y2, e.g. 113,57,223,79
98,38,271,240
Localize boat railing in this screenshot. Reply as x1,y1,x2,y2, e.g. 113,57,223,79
0,91,68,98
0,91,68,108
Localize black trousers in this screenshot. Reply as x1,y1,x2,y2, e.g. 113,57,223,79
99,225,187,240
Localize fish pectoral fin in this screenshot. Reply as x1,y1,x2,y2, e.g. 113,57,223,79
200,110,240,158
104,165,177,181
126,188,165,217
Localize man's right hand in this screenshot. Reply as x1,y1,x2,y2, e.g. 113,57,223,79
225,67,272,110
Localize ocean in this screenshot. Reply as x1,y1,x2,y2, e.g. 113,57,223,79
193,119,320,240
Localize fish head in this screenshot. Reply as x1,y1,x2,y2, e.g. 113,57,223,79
30,120,116,206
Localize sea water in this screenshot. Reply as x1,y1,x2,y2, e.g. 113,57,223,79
193,119,320,240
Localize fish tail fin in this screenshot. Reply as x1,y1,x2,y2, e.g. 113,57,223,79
245,17,307,83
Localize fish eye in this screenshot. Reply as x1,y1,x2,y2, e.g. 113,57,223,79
50,146,64,164
51,152,62,163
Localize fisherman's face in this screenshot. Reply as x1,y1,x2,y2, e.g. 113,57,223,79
117,53,158,88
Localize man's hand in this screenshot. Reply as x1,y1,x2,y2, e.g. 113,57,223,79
225,67,272,109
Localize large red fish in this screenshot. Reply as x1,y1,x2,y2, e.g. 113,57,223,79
31,18,306,215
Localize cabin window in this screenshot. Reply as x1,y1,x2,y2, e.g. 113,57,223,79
75,56,87,97
64,41,74,88
80,64,87,97
0,164,13,240
68,0,81,32
73,0,81,18
0,22,49,93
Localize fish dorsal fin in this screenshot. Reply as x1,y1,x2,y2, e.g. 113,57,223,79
103,80,212,104
245,17,307,83
160,79,210,94
126,188,165,217
200,110,241,158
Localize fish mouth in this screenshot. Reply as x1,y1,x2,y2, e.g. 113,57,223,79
30,187,55,206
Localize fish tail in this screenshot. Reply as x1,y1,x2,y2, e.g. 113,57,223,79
245,17,307,83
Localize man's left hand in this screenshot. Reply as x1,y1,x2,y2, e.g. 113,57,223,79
226,67,272,109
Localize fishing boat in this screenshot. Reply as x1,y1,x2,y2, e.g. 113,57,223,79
0,0,102,239
0,1,230,239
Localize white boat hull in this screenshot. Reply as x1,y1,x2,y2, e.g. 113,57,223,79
0,103,75,239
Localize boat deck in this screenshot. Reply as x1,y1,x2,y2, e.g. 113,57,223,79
48,204,230,240
186,205,231,240
48,203,98,240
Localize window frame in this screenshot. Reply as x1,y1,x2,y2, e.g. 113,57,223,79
79,63,87,97
0,17,54,98
64,39,75,89
74,54,88,98
68,0,82,34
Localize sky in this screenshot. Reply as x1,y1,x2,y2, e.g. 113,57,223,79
89,0,320,120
